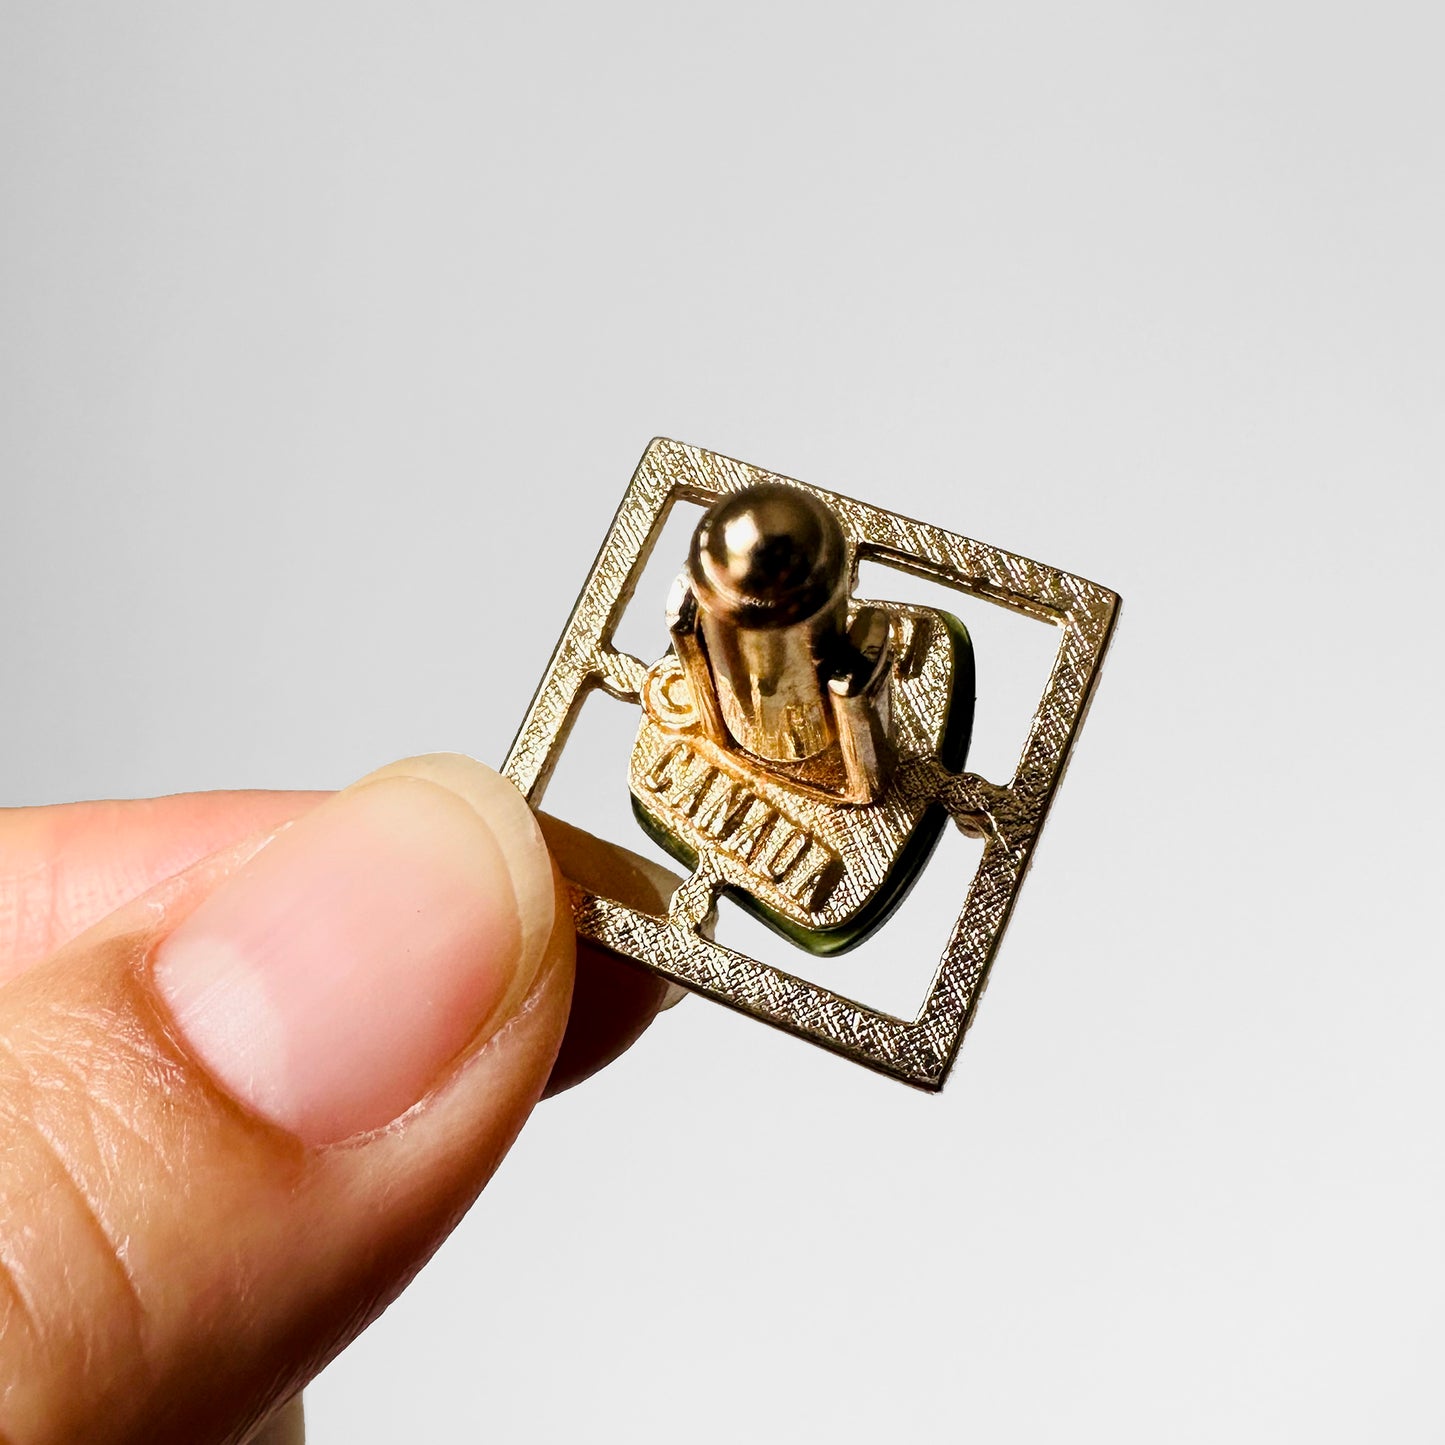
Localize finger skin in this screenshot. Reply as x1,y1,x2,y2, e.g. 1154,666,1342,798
0,793,330,981
0,794,681,1093
0,838,575,1444
0,788,683,1441
537,814,680,1096
545,945,672,1096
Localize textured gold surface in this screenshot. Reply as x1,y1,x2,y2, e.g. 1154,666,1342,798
628,603,958,933
503,438,1120,1088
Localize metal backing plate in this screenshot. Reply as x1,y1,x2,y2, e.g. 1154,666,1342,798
628,602,971,953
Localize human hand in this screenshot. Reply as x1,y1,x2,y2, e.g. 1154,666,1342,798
0,754,674,1443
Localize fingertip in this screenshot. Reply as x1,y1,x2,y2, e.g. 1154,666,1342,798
358,754,558,977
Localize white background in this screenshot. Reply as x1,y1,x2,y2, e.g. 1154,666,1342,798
3,4,1442,1441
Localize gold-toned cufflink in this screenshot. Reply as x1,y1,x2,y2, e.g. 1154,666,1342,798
505,439,1119,1088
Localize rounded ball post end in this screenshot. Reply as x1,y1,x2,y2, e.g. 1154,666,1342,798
688,483,847,630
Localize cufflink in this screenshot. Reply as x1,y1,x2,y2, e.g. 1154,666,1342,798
505,439,1119,1088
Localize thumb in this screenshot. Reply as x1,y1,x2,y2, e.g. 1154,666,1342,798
0,754,574,1445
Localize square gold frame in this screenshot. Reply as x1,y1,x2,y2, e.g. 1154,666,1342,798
504,439,1120,1088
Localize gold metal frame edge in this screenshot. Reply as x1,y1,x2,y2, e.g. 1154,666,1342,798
503,437,1121,1088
